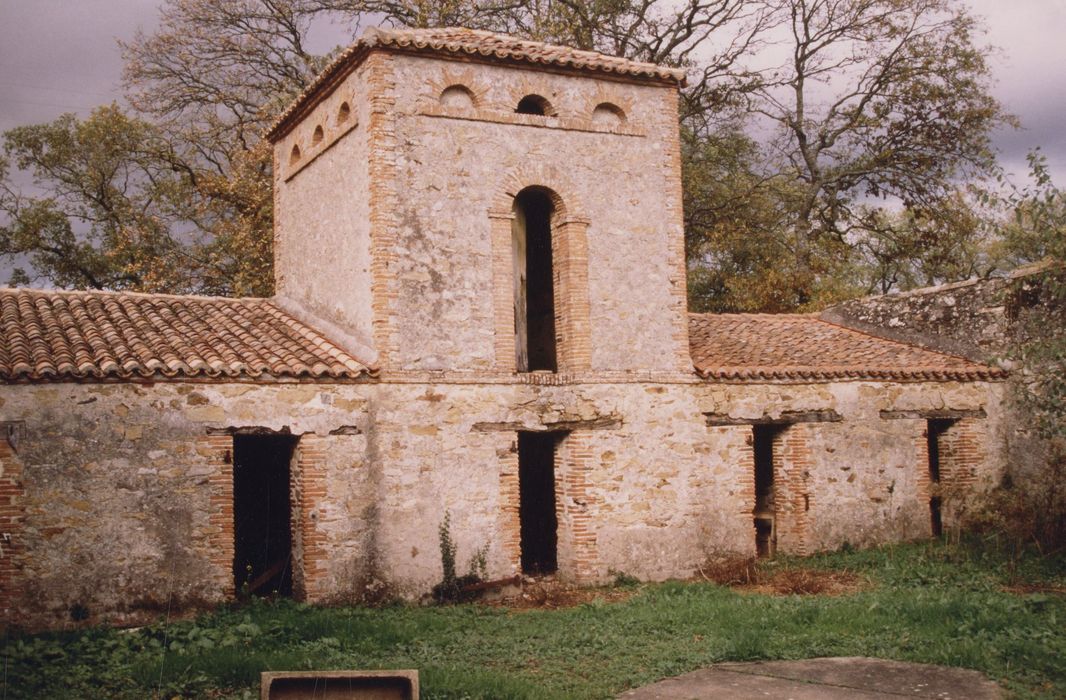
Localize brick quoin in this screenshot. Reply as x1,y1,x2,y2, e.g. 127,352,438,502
296,435,329,602
557,431,600,583
735,428,757,551
202,434,236,599
0,439,25,625
774,424,813,556
366,52,401,368
914,422,934,536
497,437,522,574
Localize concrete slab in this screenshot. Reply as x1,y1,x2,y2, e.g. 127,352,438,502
617,657,1003,699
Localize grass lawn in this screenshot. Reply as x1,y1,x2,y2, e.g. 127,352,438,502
3,539,1064,699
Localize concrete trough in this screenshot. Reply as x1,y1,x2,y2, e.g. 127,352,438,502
261,670,419,699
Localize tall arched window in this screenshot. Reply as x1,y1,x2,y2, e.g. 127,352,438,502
512,187,557,372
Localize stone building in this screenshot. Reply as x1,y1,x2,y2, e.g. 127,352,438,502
0,28,1007,629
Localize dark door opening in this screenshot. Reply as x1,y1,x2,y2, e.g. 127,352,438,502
233,433,297,596
518,431,559,574
753,425,782,557
512,188,557,372
927,419,952,538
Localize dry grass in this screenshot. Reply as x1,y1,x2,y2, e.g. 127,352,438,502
1002,582,1066,596
695,554,868,596
488,578,639,610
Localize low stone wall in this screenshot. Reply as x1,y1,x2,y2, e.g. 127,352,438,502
822,278,1011,361
821,264,1056,363
0,376,1004,630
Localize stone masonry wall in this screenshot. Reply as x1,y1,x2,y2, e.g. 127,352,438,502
273,61,375,359
385,54,690,374
273,52,691,375
1,376,1004,629
0,383,375,629
822,265,1061,496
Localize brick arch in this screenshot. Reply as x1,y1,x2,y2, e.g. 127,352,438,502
425,68,489,112
493,166,588,224
585,86,635,128
488,166,592,374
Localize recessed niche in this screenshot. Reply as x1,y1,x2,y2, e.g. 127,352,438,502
592,102,626,128
516,94,554,116
439,84,476,111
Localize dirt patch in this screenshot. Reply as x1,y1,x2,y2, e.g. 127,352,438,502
695,555,868,596
487,577,638,610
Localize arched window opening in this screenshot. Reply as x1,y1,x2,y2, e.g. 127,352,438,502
337,101,351,124
512,187,557,372
289,143,301,165
592,102,626,128
311,125,324,145
515,94,553,116
440,84,476,111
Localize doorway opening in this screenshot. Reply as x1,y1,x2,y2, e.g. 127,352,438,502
518,431,560,574
927,419,952,537
233,433,298,597
753,425,783,557
512,187,557,372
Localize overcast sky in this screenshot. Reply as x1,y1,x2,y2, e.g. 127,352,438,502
0,0,1063,183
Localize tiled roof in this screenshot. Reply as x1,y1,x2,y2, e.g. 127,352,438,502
689,313,1006,382
0,288,373,382
268,26,687,140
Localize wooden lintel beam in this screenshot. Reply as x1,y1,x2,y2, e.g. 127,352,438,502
471,415,622,432
0,421,24,452
880,408,986,420
704,409,843,427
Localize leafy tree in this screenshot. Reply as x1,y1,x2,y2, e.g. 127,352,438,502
734,0,1009,308
963,152,1066,555
854,189,996,295
0,105,273,295
0,106,191,291
1004,154,1066,443
1,0,1013,307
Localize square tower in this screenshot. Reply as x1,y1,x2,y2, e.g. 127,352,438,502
268,27,691,376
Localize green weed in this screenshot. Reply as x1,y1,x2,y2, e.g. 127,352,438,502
2,539,1063,699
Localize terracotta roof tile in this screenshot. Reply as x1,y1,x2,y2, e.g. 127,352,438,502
689,313,1006,382
268,26,686,140
0,288,373,382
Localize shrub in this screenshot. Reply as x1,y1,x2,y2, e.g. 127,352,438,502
431,512,487,604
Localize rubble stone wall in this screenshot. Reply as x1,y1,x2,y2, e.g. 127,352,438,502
0,377,1004,629
821,267,1056,362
